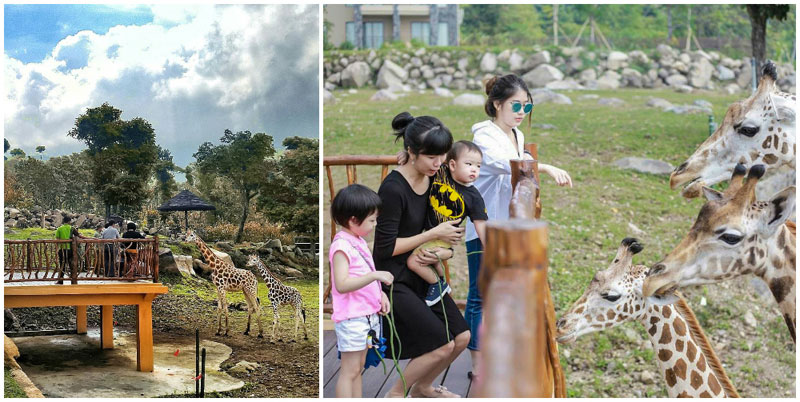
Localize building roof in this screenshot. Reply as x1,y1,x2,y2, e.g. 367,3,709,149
157,190,216,212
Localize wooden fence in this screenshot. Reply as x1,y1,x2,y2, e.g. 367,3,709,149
4,238,160,284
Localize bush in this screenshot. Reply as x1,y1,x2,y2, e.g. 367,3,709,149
198,217,295,245
339,41,354,50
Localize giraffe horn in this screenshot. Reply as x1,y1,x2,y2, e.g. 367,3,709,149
733,164,765,206
722,163,748,197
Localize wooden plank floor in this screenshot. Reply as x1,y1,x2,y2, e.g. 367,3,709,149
322,330,474,397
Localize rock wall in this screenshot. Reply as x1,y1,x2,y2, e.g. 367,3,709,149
4,207,104,231
324,45,795,98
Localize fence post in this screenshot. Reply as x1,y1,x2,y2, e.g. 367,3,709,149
509,159,539,220
25,241,32,279
71,237,79,284
153,236,160,283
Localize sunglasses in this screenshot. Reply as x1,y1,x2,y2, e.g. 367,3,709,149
510,101,534,114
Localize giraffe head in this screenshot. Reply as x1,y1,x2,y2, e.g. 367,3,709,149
644,164,796,297
671,62,796,199
185,230,198,243
556,238,678,344
246,254,260,267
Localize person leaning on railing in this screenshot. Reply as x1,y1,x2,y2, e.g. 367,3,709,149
54,216,88,284
121,222,146,277
101,221,121,277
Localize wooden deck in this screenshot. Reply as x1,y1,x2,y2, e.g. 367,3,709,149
322,330,476,398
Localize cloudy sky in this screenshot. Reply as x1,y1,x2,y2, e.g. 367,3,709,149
4,4,319,167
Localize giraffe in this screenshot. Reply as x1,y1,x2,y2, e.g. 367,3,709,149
670,62,796,206
644,164,796,342
246,254,308,342
556,238,739,398
185,230,263,338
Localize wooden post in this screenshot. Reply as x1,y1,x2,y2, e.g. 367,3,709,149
553,5,559,47
100,305,114,349
509,160,539,219
71,237,79,284
76,306,88,334
685,6,692,52
184,210,189,232
525,143,542,219
136,300,154,372
153,236,160,283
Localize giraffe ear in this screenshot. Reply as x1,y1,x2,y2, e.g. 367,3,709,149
702,186,724,202
761,186,796,237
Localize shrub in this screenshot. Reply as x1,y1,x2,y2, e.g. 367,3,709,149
339,41,354,50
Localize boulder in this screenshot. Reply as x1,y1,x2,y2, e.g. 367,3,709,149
724,83,741,95
561,46,583,57
672,61,689,74
597,97,625,107
74,214,87,229
326,72,341,84
621,68,643,88
646,98,673,110
426,77,442,88
480,52,497,72
457,57,469,71
522,51,551,71
211,249,234,266
193,258,213,277
5,219,16,227
370,90,398,101
579,69,597,82
340,62,371,88
665,74,688,87
509,51,525,72
323,90,336,105
628,50,650,65
433,87,454,98
215,241,234,252
265,239,282,249
545,79,585,91
693,99,712,109
452,93,485,106
606,51,629,70
282,266,304,278
656,44,677,60
497,49,511,62
596,70,621,90
716,65,735,81
522,64,564,88
665,105,711,115
737,61,753,89
439,74,453,87
530,88,572,105
229,360,260,375
159,248,196,277
578,94,599,100
688,58,713,88
376,59,408,90
614,157,674,175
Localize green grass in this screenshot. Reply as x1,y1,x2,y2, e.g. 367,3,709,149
4,367,27,398
324,87,795,397
5,227,96,240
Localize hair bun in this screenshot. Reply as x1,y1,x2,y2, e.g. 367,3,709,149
391,111,415,141
484,76,498,96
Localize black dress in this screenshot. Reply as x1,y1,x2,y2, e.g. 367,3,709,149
374,170,469,360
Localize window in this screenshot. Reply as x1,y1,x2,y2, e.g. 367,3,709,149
411,22,430,45
363,22,383,49
437,22,448,46
345,22,355,46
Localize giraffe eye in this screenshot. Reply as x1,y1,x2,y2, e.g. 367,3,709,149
736,125,759,137
601,293,621,302
719,233,743,245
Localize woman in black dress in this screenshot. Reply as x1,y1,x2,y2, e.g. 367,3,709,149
374,112,471,398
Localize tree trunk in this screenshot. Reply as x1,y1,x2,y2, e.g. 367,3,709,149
236,189,249,244
392,5,400,42
667,5,672,42
746,5,768,80
553,5,559,47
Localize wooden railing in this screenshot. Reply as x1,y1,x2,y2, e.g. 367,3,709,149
4,237,160,284
477,145,566,398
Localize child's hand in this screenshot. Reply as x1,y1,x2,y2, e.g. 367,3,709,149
380,291,391,315
428,247,453,260
372,271,394,285
431,219,464,244
545,165,573,187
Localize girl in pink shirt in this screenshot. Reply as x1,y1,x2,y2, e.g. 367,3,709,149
329,184,393,398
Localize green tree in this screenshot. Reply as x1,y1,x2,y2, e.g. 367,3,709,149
256,137,318,235
9,148,25,158
194,129,275,243
49,152,97,212
35,145,46,159
4,139,9,154
67,103,160,218
745,5,791,76
14,157,62,210
153,147,179,204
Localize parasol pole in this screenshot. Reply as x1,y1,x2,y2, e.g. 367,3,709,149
185,210,189,231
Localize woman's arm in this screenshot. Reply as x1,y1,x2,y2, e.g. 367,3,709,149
332,251,393,294
539,163,573,187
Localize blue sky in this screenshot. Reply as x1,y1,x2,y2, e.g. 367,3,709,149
4,4,319,168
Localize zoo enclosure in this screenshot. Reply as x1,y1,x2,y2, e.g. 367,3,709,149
4,238,160,284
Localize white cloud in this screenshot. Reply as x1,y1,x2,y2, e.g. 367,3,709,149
4,4,319,167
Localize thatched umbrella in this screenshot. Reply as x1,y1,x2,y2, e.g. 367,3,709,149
157,190,216,231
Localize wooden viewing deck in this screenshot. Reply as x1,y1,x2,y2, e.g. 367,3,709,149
4,238,168,372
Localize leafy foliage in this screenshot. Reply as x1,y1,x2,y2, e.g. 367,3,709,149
9,148,25,158
256,136,319,235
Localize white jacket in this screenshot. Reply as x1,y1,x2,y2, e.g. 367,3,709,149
465,120,527,242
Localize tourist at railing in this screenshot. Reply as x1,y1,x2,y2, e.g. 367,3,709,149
54,216,88,284
464,74,573,379
121,222,146,277
101,221,121,277
374,112,470,398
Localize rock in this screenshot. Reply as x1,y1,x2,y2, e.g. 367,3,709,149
672,61,688,74
323,90,335,105
8,208,20,219
193,258,212,277
743,311,758,328
530,88,572,105
497,49,511,62
452,93,485,106
737,61,753,89
480,52,497,72
628,222,645,236
457,57,469,71
716,65,735,81
640,370,656,385
656,44,676,59
693,99,712,109
621,68,643,88
665,74,688,87
159,248,196,277
531,123,557,130
522,64,564,88
675,84,694,94
545,79,584,90
578,94,599,100
665,105,711,115
628,50,650,65
646,97,673,110
376,59,408,90
5,219,16,227
5,310,21,332
614,157,674,175
211,249,233,266
421,66,435,80
229,360,260,375
215,241,234,251
522,51,551,71
724,83,741,95
688,58,713,88
426,77,442,88
439,74,453,87
74,214,87,229
433,87,454,98
579,69,597,82
282,267,303,278
606,51,629,70
509,51,525,72
369,90,398,101
596,70,621,90
265,239,282,249
340,62,371,88
598,97,625,107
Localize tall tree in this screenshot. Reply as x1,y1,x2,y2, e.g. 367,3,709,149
35,145,46,160
68,103,159,218
4,139,10,154
153,147,179,204
256,137,318,235
194,129,275,243
745,5,790,77
9,148,25,158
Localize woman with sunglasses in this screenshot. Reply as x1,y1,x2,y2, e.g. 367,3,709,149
463,74,572,380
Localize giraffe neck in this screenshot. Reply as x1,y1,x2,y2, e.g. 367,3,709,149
637,300,733,397
255,258,281,289
195,236,227,272
760,224,796,341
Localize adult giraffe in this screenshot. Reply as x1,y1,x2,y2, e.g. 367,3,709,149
557,238,739,398
670,62,795,205
644,165,796,342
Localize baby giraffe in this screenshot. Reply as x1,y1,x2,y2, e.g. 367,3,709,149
246,254,308,342
556,238,738,398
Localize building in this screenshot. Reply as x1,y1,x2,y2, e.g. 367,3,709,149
325,4,461,49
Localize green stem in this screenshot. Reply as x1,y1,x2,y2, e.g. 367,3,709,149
387,283,407,396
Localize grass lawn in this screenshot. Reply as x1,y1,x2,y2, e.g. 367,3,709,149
323,87,795,397
4,367,27,398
